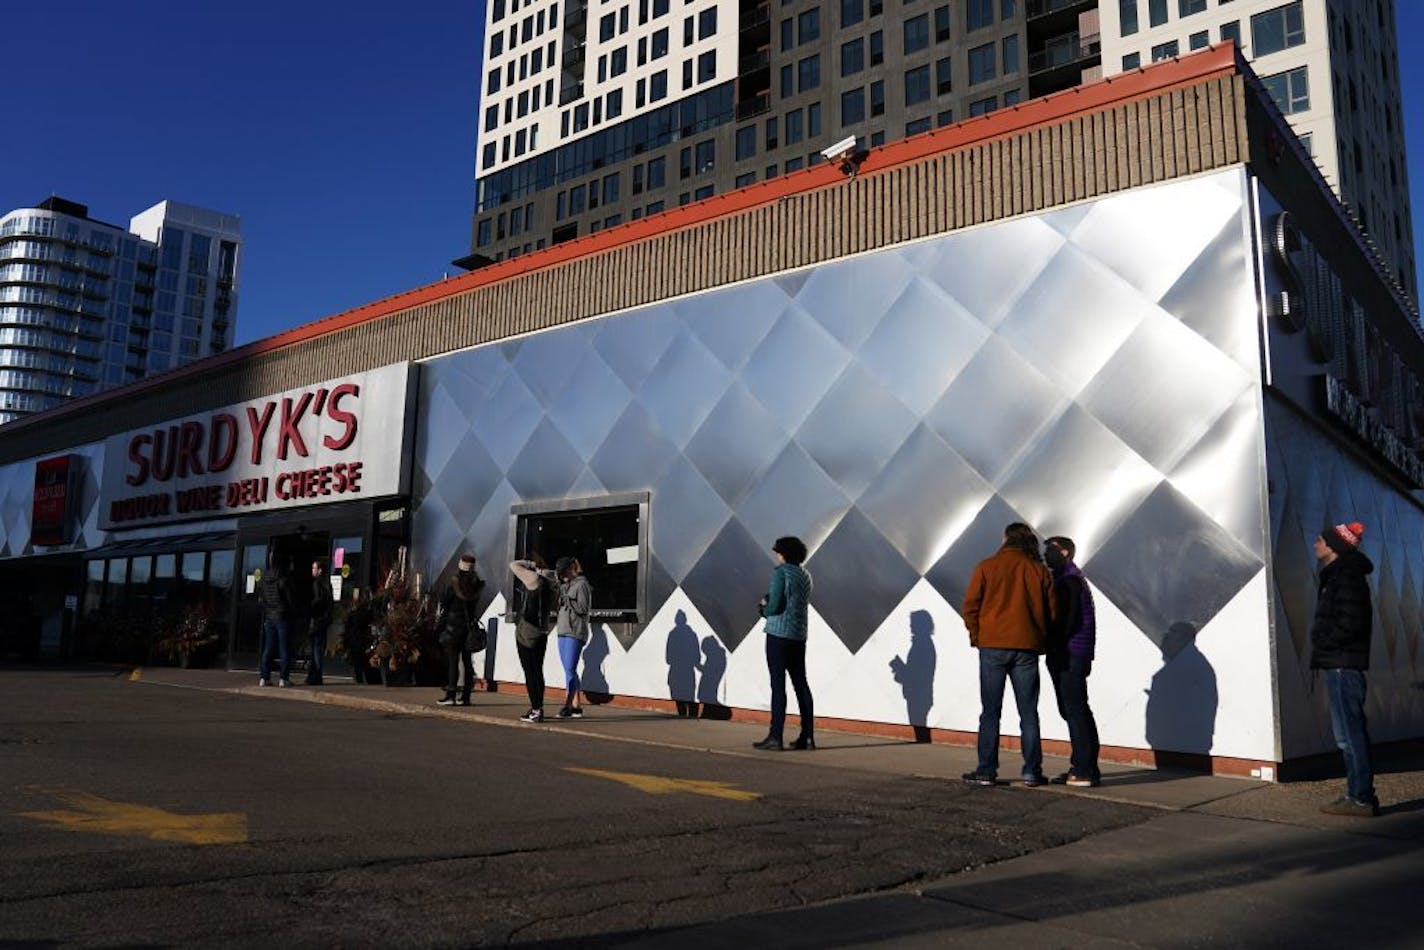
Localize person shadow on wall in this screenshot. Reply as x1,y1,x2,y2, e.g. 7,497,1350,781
890,609,937,743
666,610,701,718
698,635,731,720
1145,621,1218,768
581,623,612,704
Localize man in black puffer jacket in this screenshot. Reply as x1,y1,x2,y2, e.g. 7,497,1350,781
1310,521,1377,818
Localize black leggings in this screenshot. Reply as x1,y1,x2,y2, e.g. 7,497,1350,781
445,640,474,699
517,633,548,710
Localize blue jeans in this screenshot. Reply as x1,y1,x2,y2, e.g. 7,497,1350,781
558,635,584,704
1326,668,1375,804
765,634,814,743
977,648,1042,778
1048,654,1100,781
260,616,290,682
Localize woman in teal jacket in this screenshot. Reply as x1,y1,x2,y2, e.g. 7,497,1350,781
754,536,815,751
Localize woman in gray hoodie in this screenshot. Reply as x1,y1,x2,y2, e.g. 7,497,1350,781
554,556,592,719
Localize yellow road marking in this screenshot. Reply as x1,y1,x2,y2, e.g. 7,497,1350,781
17,789,247,845
129,668,142,682
566,767,760,801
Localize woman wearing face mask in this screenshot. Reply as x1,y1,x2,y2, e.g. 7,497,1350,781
1043,536,1100,787
553,556,592,719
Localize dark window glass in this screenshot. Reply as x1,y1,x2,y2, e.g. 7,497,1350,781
808,102,821,136
870,30,884,65
842,38,865,76
870,79,885,116
968,42,995,84
698,50,716,82
1261,65,1309,114
698,7,717,38
1122,52,1141,69
736,124,758,159
798,8,821,43
904,14,929,53
904,64,930,104
781,18,794,50
766,116,779,149
786,108,804,144
966,0,992,31
735,171,757,188
906,116,931,135
648,155,666,188
1189,30,1208,49
935,56,952,94
1002,35,1017,73
781,64,794,96
934,4,950,41
969,95,996,116
1119,0,1138,35
1251,1,1305,56
1178,0,1206,16
798,54,821,91
1148,0,1167,27
841,0,864,28
1150,39,1179,60
841,87,866,126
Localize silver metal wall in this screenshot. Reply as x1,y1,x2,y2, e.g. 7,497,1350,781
412,168,1279,759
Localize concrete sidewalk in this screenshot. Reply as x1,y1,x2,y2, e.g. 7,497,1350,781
131,667,1424,947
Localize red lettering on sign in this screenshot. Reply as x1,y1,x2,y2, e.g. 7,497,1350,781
208,413,239,473
277,392,313,460
126,434,152,487
324,383,360,450
178,421,205,478
246,403,275,465
151,426,178,482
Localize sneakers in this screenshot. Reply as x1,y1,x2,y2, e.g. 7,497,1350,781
1022,773,1048,788
519,708,544,723
569,706,584,719
1319,796,1378,818
458,697,472,706
278,679,291,688
557,706,574,719
436,694,458,706
961,771,997,786
1065,774,1101,788
258,677,270,687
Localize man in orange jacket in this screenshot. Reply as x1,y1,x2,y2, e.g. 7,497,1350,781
961,522,1057,787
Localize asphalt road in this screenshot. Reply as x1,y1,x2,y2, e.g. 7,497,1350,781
0,667,1155,947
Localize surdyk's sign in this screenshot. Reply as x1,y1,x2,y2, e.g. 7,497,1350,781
100,363,416,528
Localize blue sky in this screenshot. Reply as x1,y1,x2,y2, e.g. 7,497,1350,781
3,2,1422,346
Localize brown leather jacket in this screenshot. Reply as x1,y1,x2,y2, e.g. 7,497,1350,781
963,546,1056,652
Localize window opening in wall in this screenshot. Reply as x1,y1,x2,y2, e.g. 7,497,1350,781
510,495,648,621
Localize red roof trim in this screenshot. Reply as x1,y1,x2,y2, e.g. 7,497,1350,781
8,45,1241,436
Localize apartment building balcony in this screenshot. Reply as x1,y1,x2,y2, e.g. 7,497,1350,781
559,82,584,105
1026,0,1095,22
736,93,771,120
1028,31,1101,98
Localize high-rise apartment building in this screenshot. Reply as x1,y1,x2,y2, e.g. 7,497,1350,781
0,198,241,425
1098,0,1415,303
470,0,1103,262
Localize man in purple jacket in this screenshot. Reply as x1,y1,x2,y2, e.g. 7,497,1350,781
1044,536,1100,787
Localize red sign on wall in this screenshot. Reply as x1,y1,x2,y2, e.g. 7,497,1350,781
32,455,75,546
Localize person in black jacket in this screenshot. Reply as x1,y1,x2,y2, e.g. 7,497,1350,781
257,552,295,687
305,560,335,685
1311,521,1377,818
437,554,485,706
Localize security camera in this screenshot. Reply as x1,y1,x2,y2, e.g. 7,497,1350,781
821,135,859,163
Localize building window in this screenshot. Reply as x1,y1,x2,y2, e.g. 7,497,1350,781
781,18,794,51
1150,40,1178,61
842,38,865,76
1119,0,1138,36
485,105,499,131
476,219,492,247
798,54,821,91
735,171,757,188
698,6,717,38
612,47,628,75
937,108,953,126
511,496,647,621
1261,65,1309,114
969,95,997,116
1122,51,1141,70
798,8,820,43
904,14,929,53
607,89,623,119
736,124,758,159
968,42,995,84
1178,0,1205,16
935,56,952,94
650,70,668,101
694,184,714,200
842,87,866,126
785,156,804,172
1004,88,1020,105
603,173,620,205
869,0,882,15
1189,30,1208,49
569,184,587,214
808,102,822,136
1002,34,1018,74
907,116,932,135
1220,20,1241,46
904,64,931,105
842,0,865,27
781,64,794,96
1251,2,1304,57
632,164,644,195
786,108,803,144
870,79,885,116
1148,0,1167,28
870,30,884,65
934,4,951,41
600,12,616,40
966,0,992,31
766,116,779,149
698,50,716,82
487,68,502,94
652,27,668,58
648,155,667,188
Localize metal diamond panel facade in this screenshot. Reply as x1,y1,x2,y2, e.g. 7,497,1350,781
411,168,1281,760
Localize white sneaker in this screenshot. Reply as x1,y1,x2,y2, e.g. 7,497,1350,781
278,679,291,688
258,678,270,687
519,708,544,722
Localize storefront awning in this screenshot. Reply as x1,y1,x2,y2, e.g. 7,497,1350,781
83,531,235,558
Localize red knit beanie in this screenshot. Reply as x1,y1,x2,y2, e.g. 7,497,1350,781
1323,521,1365,555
